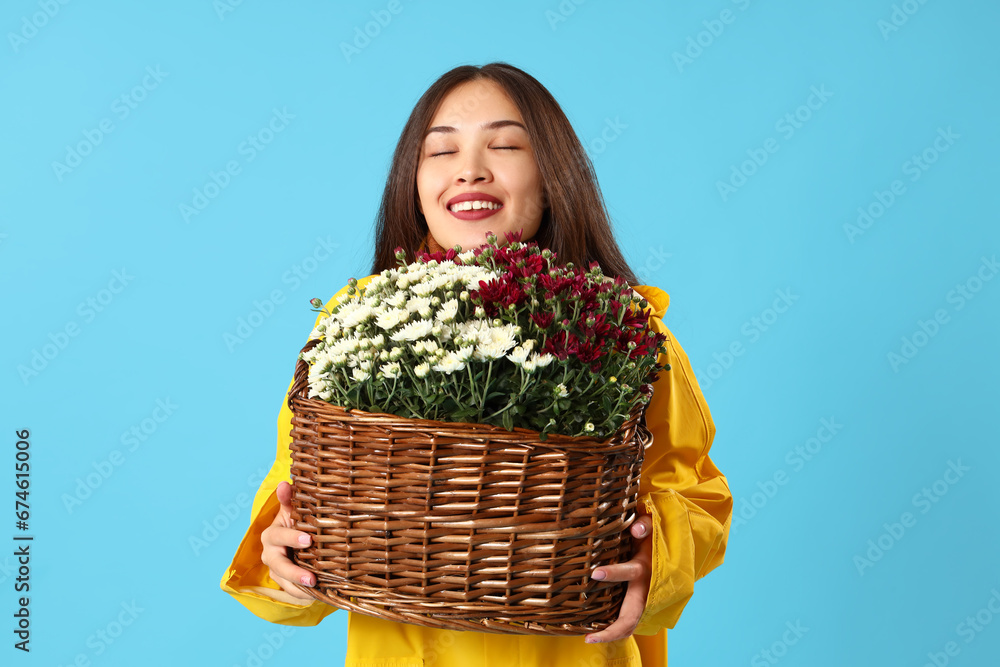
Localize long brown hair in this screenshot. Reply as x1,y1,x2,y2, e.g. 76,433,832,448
370,62,640,285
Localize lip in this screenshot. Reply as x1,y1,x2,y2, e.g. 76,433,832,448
446,191,503,221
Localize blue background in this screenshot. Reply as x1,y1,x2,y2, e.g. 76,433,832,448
2,0,998,665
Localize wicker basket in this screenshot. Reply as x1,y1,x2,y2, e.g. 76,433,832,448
285,338,652,635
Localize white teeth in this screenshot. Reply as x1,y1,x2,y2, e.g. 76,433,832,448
449,200,500,212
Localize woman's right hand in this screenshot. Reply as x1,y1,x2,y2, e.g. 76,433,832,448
260,481,316,600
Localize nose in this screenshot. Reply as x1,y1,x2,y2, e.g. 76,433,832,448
456,149,491,184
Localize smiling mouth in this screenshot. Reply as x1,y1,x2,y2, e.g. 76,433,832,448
448,201,503,220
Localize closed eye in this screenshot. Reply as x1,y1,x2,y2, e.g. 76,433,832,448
429,147,519,157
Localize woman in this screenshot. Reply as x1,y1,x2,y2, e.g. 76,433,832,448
220,62,732,667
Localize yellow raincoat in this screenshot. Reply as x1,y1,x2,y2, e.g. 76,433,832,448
220,275,732,666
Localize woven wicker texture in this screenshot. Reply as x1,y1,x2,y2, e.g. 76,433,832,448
286,339,652,635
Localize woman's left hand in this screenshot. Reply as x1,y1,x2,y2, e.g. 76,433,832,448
584,509,654,644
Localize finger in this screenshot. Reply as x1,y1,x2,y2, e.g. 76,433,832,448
584,577,649,644
276,481,293,510
630,516,653,540
261,535,316,589
275,482,296,528
591,558,646,583
269,571,318,601
263,524,313,551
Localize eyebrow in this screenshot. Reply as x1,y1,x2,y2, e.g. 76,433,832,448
424,119,527,138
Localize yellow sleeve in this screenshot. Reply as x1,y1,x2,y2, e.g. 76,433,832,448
219,277,372,625
631,315,733,635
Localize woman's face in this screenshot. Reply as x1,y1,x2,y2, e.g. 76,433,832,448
416,79,547,251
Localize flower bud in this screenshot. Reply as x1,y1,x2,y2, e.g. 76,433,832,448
310,298,323,309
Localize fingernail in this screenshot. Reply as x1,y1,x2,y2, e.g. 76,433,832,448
636,524,646,537
585,636,599,643
300,575,313,586
592,570,606,580
298,534,310,546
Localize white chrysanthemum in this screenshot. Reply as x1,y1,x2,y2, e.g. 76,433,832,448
391,319,434,342
351,367,371,382
301,346,322,364
506,344,532,366
376,307,409,330
388,292,407,308
410,280,436,297
328,336,362,356
366,275,389,292
432,352,466,374
474,324,518,360
381,361,401,379
584,423,595,433
414,362,430,378
428,273,457,292
324,320,342,339
370,333,385,349
457,249,477,263
405,295,432,315
556,383,569,397
435,299,459,323
454,345,475,362
477,340,516,361
335,301,374,328
531,352,555,368
455,319,491,343
406,264,428,282
521,357,538,373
